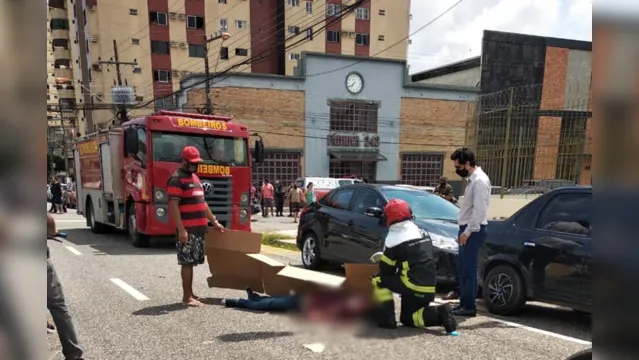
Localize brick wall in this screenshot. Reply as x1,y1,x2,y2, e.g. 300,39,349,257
540,47,569,110
533,116,562,179
399,98,475,176
184,87,306,152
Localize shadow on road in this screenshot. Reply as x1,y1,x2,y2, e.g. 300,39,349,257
132,302,190,316
63,228,175,256
217,331,294,342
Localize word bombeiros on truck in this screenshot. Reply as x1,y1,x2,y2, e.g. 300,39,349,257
73,110,264,247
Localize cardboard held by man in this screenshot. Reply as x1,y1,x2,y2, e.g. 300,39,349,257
205,228,379,295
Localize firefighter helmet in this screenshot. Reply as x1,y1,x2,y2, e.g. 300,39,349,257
383,198,412,226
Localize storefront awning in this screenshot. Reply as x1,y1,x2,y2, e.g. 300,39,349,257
328,149,388,162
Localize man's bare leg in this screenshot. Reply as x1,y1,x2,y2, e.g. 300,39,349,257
181,265,202,306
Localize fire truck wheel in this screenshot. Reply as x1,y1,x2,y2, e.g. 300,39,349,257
128,204,150,247
87,199,109,234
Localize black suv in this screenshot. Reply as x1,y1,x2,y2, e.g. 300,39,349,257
296,184,461,284
479,186,592,315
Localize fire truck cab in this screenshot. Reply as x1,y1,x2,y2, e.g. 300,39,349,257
73,110,264,247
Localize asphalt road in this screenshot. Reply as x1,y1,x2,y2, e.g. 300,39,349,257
47,208,591,360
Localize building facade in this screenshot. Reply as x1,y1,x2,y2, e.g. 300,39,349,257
179,52,477,185
411,30,593,187
48,0,82,161
63,0,410,132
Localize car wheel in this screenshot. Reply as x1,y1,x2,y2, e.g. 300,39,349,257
87,200,108,234
483,264,527,316
128,204,150,248
301,232,324,270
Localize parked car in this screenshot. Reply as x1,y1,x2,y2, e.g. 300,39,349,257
296,184,460,284
394,184,436,193
479,186,592,316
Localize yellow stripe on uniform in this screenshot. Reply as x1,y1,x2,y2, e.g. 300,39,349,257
380,255,396,266
400,262,435,293
412,307,426,328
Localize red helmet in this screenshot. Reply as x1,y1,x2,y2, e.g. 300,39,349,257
384,198,412,226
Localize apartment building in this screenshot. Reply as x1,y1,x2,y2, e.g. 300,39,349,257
65,0,410,130
48,0,83,158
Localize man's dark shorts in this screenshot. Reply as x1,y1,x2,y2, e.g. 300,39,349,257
263,198,274,207
176,232,206,266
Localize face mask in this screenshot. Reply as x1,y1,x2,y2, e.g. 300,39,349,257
184,162,198,173
455,168,469,178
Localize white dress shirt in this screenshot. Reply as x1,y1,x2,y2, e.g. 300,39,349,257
458,167,491,236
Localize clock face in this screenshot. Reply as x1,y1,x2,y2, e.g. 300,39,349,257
346,73,363,94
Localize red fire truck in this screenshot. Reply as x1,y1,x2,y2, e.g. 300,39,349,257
73,110,264,247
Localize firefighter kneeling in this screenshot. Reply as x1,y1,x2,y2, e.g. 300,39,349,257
369,198,459,336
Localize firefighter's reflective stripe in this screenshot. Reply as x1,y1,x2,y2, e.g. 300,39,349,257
400,261,436,294
371,277,393,303
380,254,396,266
412,307,426,328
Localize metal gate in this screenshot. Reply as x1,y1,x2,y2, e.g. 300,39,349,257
252,152,301,185
400,154,444,186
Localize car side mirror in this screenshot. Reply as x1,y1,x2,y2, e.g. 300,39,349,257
365,206,383,218
254,139,265,164
124,127,138,155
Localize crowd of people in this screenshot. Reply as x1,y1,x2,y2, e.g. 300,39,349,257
251,179,316,223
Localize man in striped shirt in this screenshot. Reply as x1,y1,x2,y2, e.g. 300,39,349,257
167,146,225,307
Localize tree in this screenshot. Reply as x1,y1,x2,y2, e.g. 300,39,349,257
47,154,66,173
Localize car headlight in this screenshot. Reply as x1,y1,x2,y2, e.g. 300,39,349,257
240,192,249,203
429,233,458,251
240,209,248,219
155,189,165,201
156,207,165,217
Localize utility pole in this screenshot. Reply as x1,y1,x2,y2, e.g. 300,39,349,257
58,98,70,174
201,32,230,115
99,39,138,124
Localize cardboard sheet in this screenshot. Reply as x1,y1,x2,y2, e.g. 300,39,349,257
205,228,263,291
246,254,290,296
276,266,346,294
343,263,378,295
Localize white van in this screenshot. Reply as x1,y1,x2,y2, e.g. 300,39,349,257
295,177,340,200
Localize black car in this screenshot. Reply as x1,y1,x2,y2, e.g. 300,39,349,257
296,184,460,284
479,186,592,316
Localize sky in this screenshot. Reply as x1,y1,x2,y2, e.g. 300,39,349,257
407,0,595,74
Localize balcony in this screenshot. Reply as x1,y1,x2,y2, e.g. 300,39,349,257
50,29,69,39
54,67,72,78
48,7,67,19
53,47,70,59
57,86,75,98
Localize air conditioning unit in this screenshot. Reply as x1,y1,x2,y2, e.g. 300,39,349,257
348,32,355,38
92,64,101,71
170,41,178,47
87,5,96,11
171,70,180,77
169,12,177,19
178,13,186,20
180,71,189,77
179,41,188,48
341,31,349,37
90,35,99,42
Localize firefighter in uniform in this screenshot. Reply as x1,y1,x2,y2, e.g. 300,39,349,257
369,199,459,335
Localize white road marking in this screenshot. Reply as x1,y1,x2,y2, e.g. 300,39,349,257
433,299,592,346
110,278,150,301
65,246,82,255
55,219,86,223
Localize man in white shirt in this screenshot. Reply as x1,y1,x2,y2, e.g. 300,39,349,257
450,147,491,317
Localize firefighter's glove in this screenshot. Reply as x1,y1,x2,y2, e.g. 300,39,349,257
370,252,383,264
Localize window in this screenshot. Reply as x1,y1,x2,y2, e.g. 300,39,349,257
381,188,459,222
235,48,248,56
329,100,378,132
536,193,592,235
251,152,301,184
153,70,170,82
327,4,341,16
329,189,355,211
305,0,312,13
288,26,300,35
151,132,248,166
132,38,140,45
378,35,385,41
219,0,227,3
154,97,176,110
187,15,204,29
135,128,148,165
355,33,370,45
129,9,138,15
50,19,70,30
355,7,370,20
288,0,300,6
306,28,313,40
400,154,444,187
51,39,69,48
133,67,142,74
326,30,340,43
288,53,300,60
351,189,383,215
188,44,206,58
329,161,376,182
235,20,248,29
150,12,168,26
220,19,228,31
151,41,170,54
220,47,229,59
379,9,386,15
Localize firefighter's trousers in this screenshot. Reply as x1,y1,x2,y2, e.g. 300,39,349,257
371,274,442,329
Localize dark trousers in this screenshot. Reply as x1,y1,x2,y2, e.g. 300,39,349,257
225,293,299,312
457,225,487,310
275,198,284,216
47,258,84,360
371,274,440,328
